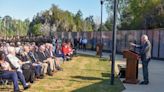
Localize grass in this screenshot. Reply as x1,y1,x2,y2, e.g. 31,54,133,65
1,55,125,92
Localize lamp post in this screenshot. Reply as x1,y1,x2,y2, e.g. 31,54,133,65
16,21,19,37
3,18,7,40
100,0,104,58
0,17,2,39
0,17,2,32
0,17,2,31
111,0,118,85
49,10,53,37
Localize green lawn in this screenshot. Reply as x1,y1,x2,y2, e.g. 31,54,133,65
1,55,125,92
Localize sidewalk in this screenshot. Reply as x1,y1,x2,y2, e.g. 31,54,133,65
77,50,164,92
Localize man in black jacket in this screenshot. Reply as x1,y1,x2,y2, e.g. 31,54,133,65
131,35,151,85
37,45,53,76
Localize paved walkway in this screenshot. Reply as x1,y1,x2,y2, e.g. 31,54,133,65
77,50,164,92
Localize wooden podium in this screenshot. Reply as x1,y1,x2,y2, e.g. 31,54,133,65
123,50,140,84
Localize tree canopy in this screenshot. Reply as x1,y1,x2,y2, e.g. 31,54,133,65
0,4,98,37
1,1,164,37
106,0,164,30
0,16,30,37
29,4,96,36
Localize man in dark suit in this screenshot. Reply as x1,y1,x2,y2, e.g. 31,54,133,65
37,45,53,76
130,35,151,85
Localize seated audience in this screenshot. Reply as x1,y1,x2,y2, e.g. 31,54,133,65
0,36,74,91
37,45,53,76
6,46,31,87
21,45,42,80
62,42,73,61
0,51,30,92
45,43,56,72
47,43,63,70
28,45,43,78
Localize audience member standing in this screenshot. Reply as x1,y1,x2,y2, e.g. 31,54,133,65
82,37,88,51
